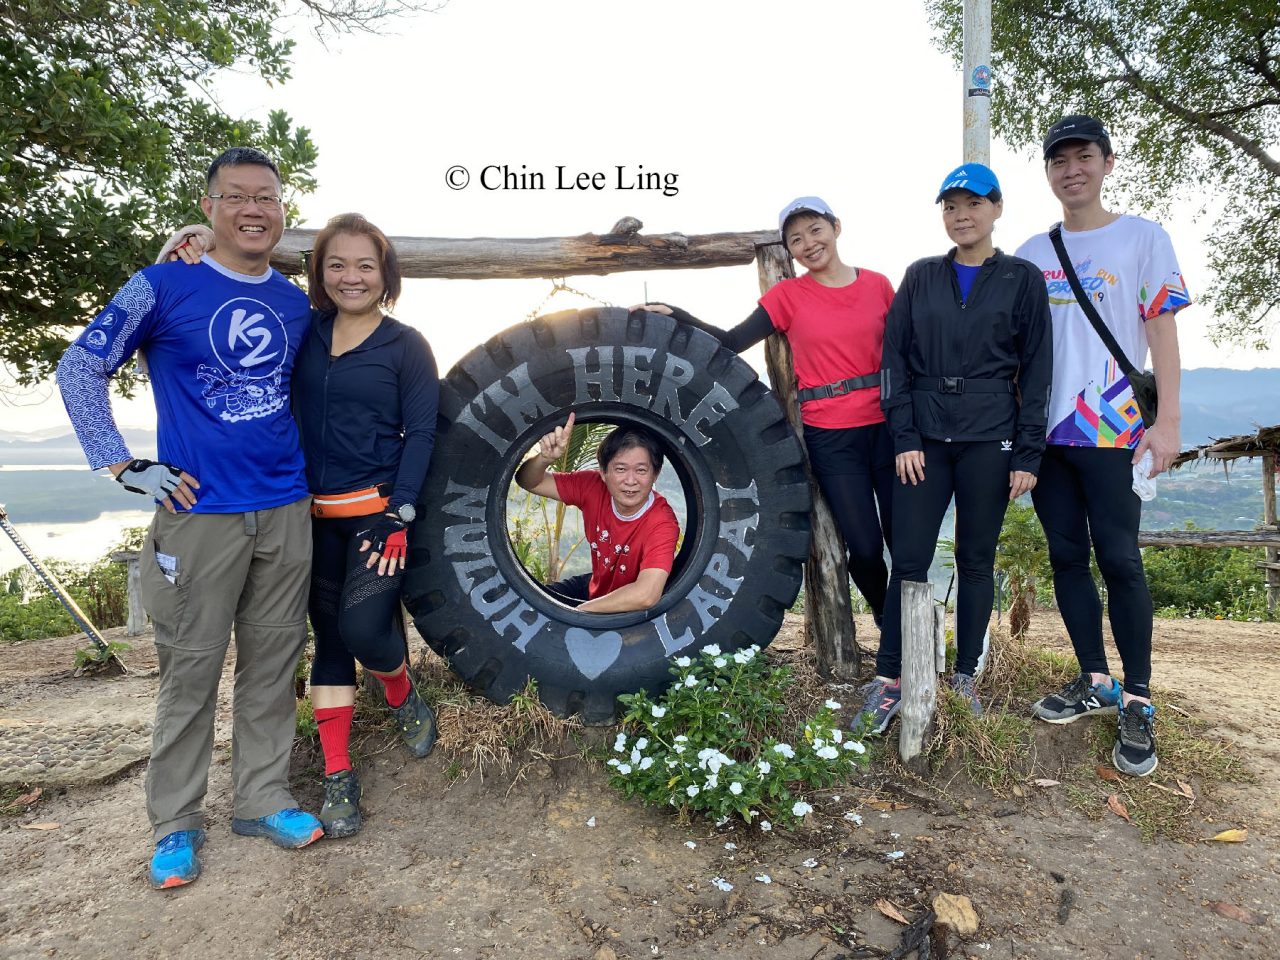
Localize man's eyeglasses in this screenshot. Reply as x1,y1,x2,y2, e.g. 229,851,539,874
207,193,282,208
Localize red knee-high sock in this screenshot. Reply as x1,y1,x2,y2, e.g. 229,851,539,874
315,706,354,776
378,664,412,708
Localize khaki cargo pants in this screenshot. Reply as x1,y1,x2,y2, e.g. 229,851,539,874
138,497,311,840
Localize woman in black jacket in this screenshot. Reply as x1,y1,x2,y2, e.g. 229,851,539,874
857,163,1052,733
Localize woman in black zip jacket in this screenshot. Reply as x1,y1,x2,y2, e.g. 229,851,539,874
291,214,440,838
857,163,1052,734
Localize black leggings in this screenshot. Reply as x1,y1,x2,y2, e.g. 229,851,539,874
879,438,1011,679
804,422,895,622
309,514,408,687
1031,445,1151,698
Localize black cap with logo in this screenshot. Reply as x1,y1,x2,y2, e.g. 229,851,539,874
1042,114,1112,159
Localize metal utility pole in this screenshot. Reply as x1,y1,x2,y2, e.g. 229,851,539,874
962,0,993,164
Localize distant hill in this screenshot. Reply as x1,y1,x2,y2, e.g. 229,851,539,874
1177,367,1280,447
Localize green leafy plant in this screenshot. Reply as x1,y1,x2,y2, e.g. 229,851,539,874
994,502,1051,639
73,638,130,671
608,644,869,829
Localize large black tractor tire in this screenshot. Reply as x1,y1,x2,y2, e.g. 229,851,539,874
402,308,811,722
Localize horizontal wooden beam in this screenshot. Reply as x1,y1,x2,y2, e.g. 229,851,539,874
269,224,781,279
1138,530,1280,549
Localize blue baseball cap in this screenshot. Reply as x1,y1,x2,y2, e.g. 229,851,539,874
778,196,835,233
935,163,1001,203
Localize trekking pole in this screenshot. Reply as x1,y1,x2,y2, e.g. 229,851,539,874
0,503,126,672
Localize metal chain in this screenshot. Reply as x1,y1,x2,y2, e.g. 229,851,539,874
524,278,614,321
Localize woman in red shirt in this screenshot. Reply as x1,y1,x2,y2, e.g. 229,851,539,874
636,196,895,628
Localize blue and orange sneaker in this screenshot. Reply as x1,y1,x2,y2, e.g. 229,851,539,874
1031,673,1121,724
855,677,902,735
230,808,324,849
150,829,206,889
1113,700,1158,777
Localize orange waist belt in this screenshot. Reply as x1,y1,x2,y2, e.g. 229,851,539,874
311,484,391,518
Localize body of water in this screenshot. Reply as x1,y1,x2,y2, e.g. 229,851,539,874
1,510,154,570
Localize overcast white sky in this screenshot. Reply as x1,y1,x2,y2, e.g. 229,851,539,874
4,0,1275,435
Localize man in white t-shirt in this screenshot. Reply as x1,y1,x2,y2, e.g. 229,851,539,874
1014,115,1190,777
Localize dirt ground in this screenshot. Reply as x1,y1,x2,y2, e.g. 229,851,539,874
1,612,1276,960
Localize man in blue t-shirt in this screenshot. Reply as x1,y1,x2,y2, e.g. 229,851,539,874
57,147,324,889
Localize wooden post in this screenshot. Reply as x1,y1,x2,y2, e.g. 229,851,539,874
933,602,947,674
754,243,859,681
899,580,937,771
1264,451,1278,615
110,550,147,636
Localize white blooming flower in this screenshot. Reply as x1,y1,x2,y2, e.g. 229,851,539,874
817,746,839,760
636,737,649,750
707,756,723,774
613,733,627,752
754,874,772,884
792,800,814,817
639,757,654,770
844,811,863,825
759,820,772,832
844,740,867,754
630,748,642,764
704,774,719,789
831,728,844,743
674,735,688,742
617,763,632,775
713,657,727,668
773,743,795,759
729,782,743,796
710,877,733,892
684,675,699,688
813,738,826,750
674,656,692,668
701,644,722,656
650,704,666,718
685,840,697,849
757,760,772,775
802,858,819,868
586,817,597,827
673,743,687,754
686,785,700,797
733,650,750,664
824,699,842,710
607,758,620,767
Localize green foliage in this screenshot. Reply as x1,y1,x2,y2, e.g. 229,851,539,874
0,557,129,641
1,0,444,384
995,501,1052,636
924,0,1280,347
73,637,130,670
1144,537,1273,621
608,645,869,829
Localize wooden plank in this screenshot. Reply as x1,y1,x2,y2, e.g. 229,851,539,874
1255,561,1280,572
270,226,779,279
899,581,937,772
755,244,859,681
1265,453,1279,614
1138,530,1280,549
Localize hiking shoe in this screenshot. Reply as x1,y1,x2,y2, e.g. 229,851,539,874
230,808,324,849
150,829,205,889
948,672,983,717
854,678,901,735
1031,673,1120,724
319,769,362,839
1113,700,1158,777
390,684,437,758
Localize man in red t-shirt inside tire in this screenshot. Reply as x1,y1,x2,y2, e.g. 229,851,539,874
516,414,680,613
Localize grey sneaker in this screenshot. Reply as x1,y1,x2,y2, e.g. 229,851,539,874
390,684,437,758
1031,674,1121,724
948,672,983,717
1113,700,1158,777
854,678,901,735
320,769,362,838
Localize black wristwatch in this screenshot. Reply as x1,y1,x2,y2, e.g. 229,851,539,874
395,503,417,523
